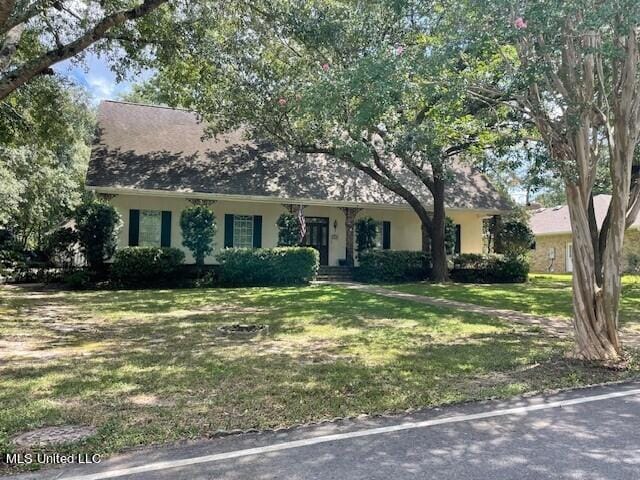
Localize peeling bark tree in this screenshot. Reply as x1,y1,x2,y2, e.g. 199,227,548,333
0,0,169,100
501,5,640,360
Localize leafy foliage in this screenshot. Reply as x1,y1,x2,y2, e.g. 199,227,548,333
355,250,431,283
0,78,94,248
74,201,121,270
180,205,216,266
445,217,457,256
355,217,378,253
276,213,302,246
111,247,185,287
44,226,78,268
497,219,535,258
217,247,319,286
451,254,529,283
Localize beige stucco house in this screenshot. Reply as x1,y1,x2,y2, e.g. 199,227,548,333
529,195,640,273
86,101,512,266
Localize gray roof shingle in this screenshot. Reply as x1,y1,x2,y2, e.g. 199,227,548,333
87,100,513,211
530,194,640,236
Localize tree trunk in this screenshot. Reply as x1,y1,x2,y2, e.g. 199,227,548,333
565,185,621,361
430,177,448,282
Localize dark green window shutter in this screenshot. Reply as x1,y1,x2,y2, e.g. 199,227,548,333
161,211,172,247
382,221,391,249
224,214,234,248
455,224,461,255
128,209,140,246
253,215,262,248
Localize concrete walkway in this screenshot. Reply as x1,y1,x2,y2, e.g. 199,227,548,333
327,282,640,347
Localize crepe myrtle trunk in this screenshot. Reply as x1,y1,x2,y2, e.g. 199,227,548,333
565,185,622,361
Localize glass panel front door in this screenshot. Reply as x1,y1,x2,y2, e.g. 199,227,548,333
303,217,329,265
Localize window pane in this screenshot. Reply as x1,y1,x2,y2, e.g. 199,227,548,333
233,215,254,248
374,221,383,249
139,210,161,247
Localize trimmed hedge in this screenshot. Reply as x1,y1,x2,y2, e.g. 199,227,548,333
354,250,431,283
450,254,529,283
217,247,319,286
111,247,185,287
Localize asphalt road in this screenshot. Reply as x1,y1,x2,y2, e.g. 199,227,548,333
7,381,640,480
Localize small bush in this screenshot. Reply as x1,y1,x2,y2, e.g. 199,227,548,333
217,247,319,286
180,205,216,266
277,213,303,246
75,200,121,270
450,254,529,283
355,217,378,253
111,247,185,287
354,250,431,283
63,270,93,290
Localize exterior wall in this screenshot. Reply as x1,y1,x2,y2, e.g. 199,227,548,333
107,193,488,265
531,229,640,274
530,234,571,273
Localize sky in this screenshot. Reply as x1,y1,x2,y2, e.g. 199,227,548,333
54,53,151,105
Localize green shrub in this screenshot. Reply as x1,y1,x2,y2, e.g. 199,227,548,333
450,254,529,283
180,205,216,266
63,270,93,290
75,200,121,270
355,217,378,252
496,219,534,257
44,226,78,268
277,213,303,246
354,250,431,283
217,247,319,285
111,247,185,287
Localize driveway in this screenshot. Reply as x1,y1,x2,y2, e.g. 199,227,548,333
6,381,640,480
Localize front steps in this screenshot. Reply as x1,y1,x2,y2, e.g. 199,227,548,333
316,266,354,282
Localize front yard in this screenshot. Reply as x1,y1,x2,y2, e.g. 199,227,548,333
388,274,640,329
1,282,638,472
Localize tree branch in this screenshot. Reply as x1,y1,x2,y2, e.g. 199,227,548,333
0,0,168,100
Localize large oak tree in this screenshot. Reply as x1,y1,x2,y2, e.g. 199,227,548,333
139,0,515,280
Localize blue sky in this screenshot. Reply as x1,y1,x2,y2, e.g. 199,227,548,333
54,53,151,104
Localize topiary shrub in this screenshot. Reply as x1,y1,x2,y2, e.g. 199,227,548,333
354,250,431,283
180,205,216,266
276,213,303,246
75,200,121,271
496,219,534,257
355,217,378,253
450,254,528,283
217,247,319,286
111,247,185,287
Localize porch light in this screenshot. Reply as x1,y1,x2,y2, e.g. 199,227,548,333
333,219,338,231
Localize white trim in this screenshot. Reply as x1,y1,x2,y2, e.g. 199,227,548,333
86,185,509,215
61,386,640,480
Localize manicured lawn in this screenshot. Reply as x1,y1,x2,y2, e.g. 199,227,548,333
0,283,638,472
388,274,640,328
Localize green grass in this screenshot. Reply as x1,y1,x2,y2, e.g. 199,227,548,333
0,283,638,473
387,274,640,327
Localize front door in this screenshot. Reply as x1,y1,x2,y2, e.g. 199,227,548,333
566,242,573,273
303,217,329,265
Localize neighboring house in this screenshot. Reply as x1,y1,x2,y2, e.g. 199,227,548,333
85,100,512,266
529,194,640,273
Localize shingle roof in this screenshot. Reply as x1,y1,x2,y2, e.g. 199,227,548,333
87,100,513,211
530,194,640,236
